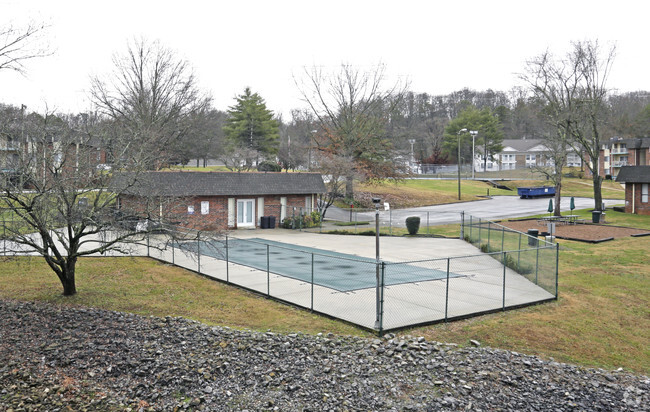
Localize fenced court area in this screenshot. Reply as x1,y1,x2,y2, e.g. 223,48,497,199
141,216,558,333
0,213,558,334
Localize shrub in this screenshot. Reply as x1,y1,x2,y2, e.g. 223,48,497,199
281,211,322,229
257,161,281,172
405,216,420,235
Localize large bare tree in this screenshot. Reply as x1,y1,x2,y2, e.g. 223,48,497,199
90,39,210,168
522,40,615,212
571,41,616,211
0,108,166,296
296,64,408,199
0,21,50,74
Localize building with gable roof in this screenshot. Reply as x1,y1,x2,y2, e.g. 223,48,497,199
116,171,326,230
615,166,650,215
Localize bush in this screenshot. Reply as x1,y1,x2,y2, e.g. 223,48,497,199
281,211,322,229
257,161,281,172
405,216,420,235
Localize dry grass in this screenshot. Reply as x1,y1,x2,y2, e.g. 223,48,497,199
413,235,650,374
0,256,368,337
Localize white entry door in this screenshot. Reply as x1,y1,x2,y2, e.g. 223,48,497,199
237,199,255,227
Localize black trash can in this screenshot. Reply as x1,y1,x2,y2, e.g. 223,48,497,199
268,216,276,228
591,211,601,224
260,216,270,229
527,229,539,247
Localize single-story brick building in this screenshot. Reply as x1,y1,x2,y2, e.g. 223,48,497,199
615,166,650,215
116,171,326,230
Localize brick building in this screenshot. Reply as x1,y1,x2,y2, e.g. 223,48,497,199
615,166,650,215
588,137,650,179
117,171,326,231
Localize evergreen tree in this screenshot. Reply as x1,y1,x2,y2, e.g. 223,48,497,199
223,87,279,164
442,105,504,169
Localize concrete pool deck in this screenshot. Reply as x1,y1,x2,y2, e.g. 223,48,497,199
4,228,557,332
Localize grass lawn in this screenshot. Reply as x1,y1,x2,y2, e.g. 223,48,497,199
0,210,647,374
357,177,625,208
412,211,650,374
0,256,367,337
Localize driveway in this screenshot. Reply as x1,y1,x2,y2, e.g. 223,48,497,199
325,196,622,227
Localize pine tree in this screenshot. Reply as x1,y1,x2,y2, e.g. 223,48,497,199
223,88,279,163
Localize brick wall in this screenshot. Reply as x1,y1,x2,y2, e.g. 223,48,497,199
118,193,315,231
624,183,650,215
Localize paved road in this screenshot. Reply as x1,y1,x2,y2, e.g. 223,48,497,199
325,196,622,227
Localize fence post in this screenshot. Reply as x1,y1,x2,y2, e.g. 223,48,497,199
535,243,540,285
378,262,385,335
478,218,482,245
310,253,314,311
389,209,392,236
555,243,560,298
469,215,473,243
226,235,229,283
502,251,507,310
487,222,491,251
501,226,505,255
460,211,464,240
171,232,175,265
266,244,270,296
147,231,150,257
445,258,450,321
197,232,201,273
517,232,521,271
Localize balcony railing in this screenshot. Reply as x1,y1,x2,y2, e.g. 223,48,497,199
612,161,629,167
611,149,628,155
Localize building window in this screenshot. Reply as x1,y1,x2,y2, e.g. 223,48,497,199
642,184,649,203
201,201,209,215
188,205,195,215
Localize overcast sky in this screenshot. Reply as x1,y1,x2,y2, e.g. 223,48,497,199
1,0,648,119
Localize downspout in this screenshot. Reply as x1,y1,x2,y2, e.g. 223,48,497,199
632,183,635,214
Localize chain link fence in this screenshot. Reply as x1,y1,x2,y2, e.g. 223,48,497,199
140,217,558,334
0,205,558,335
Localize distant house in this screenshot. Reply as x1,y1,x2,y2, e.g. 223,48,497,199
615,166,650,215
117,171,326,231
589,137,650,179
496,139,582,171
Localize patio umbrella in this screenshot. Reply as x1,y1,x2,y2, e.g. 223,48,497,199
570,196,575,211
548,198,554,216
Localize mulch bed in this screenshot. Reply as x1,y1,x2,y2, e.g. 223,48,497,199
497,218,650,243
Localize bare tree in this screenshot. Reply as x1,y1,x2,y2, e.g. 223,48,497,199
0,108,167,296
90,38,210,168
522,41,615,213
521,50,581,215
296,64,408,199
0,21,50,74
313,153,356,219
571,41,616,211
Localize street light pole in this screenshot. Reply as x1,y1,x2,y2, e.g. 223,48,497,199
457,128,467,200
470,130,478,179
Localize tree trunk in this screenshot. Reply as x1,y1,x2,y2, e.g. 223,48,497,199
345,175,354,199
593,173,603,211
554,184,562,217
61,257,77,296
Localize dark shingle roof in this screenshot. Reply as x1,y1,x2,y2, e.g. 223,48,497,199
117,171,325,197
615,166,650,183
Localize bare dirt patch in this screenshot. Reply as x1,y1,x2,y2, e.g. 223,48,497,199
499,219,650,242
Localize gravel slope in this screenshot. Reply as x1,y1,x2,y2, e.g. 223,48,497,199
1,299,647,411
